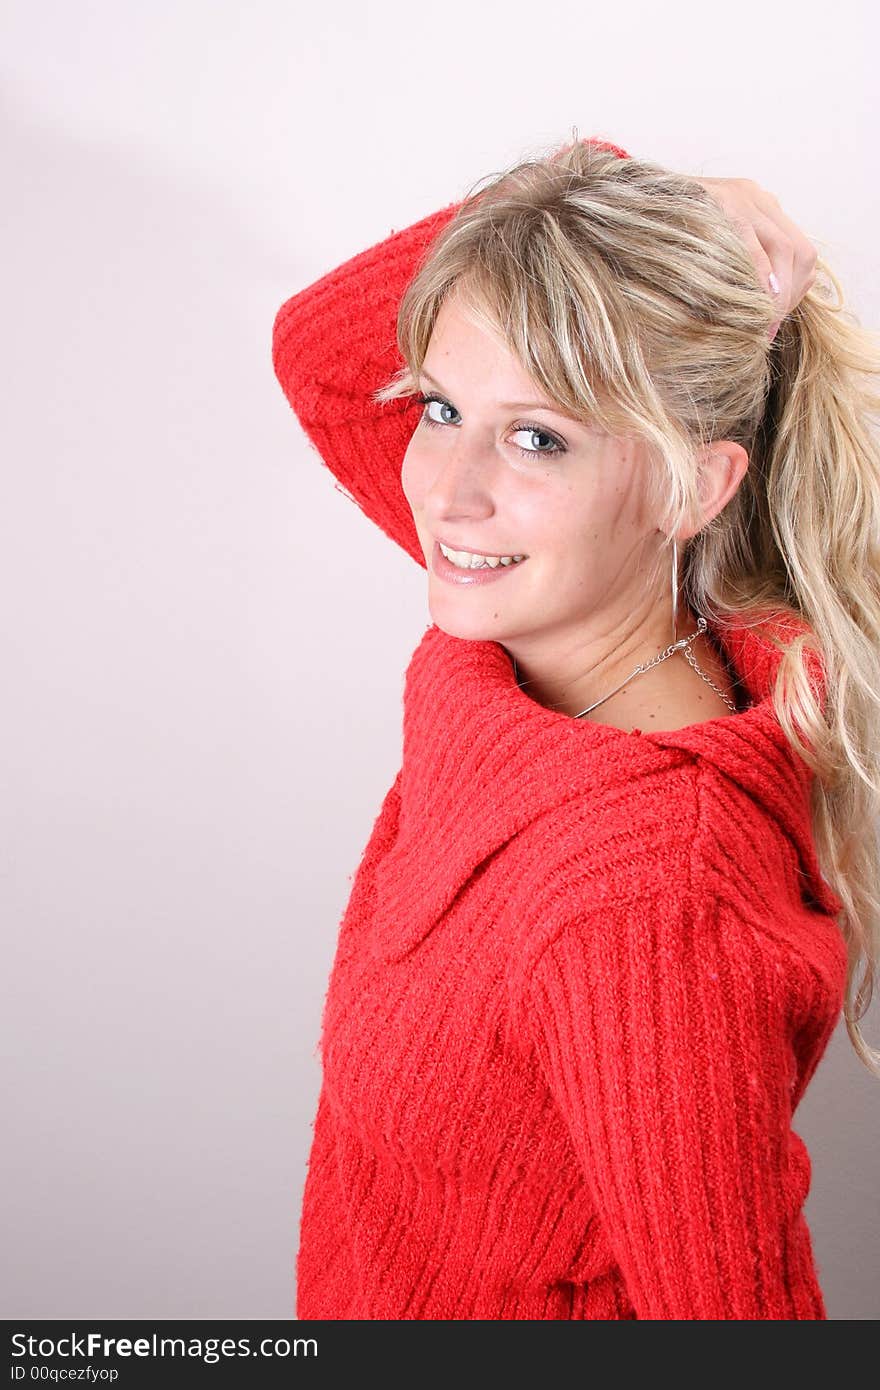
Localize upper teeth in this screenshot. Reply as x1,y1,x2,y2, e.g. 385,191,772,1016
439,542,525,569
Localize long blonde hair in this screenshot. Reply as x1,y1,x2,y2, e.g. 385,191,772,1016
373,135,880,1077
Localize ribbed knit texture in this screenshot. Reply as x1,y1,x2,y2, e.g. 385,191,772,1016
271,137,847,1320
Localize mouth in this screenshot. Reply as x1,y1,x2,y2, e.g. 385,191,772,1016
436,538,527,568
431,539,528,586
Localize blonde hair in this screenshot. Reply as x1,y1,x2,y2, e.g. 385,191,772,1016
373,134,880,1077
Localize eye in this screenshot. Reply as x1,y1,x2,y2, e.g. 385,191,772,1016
509,425,566,457
415,392,567,460
416,393,460,428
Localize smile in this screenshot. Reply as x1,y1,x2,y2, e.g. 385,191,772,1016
432,540,528,586
438,541,526,570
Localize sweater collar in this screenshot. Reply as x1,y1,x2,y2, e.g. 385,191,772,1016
369,609,840,963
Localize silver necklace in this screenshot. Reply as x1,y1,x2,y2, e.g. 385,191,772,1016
512,614,739,718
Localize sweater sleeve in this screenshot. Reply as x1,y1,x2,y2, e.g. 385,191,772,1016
271,202,460,567
270,136,632,567
521,887,830,1320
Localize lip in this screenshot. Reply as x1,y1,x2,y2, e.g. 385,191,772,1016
435,536,526,560
431,540,528,585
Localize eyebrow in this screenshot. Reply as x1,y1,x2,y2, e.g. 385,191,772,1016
419,368,568,417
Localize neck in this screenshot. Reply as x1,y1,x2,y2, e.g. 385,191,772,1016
506,603,687,719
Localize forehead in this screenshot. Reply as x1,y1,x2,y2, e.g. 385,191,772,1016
422,290,546,399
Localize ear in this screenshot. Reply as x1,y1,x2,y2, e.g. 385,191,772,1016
694,440,749,528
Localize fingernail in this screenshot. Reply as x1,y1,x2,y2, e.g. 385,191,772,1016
768,272,781,296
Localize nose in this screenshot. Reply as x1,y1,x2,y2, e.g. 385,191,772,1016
423,434,497,528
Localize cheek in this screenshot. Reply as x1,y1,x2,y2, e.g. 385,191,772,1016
400,442,427,509
514,484,590,553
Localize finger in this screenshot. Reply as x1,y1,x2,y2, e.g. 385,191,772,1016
744,210,796,316
737,184,819,305
698,182,789,304
727,217,785,307
723,218,790,340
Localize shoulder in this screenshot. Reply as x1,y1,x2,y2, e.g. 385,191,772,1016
508,759,790,965
506,759,845,1035
533,753,799,887
506,764,702,974
522,757,706,892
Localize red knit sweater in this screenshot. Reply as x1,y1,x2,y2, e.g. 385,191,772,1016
271,138,847,1320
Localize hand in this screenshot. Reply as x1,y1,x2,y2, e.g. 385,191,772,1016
690,176,819,340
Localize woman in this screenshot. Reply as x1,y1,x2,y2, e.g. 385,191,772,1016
272,134,880,1320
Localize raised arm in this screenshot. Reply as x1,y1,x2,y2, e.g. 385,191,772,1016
271,203,461,566
270,136,632,566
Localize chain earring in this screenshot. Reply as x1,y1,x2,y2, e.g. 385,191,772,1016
511,530,740,717
672,535,678,646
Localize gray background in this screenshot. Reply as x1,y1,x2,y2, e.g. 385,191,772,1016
2,0,877,1319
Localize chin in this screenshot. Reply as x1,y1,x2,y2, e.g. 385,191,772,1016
427,593,512,645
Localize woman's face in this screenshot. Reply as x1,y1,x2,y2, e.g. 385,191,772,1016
401,287,668,672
